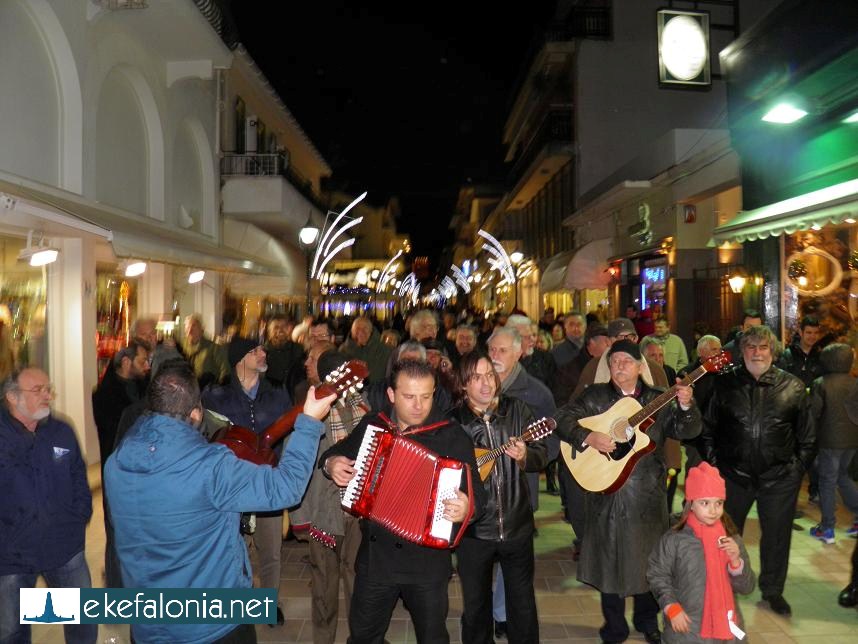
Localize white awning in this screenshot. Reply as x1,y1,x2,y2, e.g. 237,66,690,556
540,239,614,292
540,249,577,292
712,178,858,243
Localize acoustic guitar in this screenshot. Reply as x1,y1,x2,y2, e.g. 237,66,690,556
560,352,730,493
212,360,369,466
474,417,557,481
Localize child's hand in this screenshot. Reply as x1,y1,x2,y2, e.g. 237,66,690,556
670,610,692,633
718,536,741,565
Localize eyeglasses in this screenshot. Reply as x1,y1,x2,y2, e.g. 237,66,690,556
616,332,638,341
18,384,55,396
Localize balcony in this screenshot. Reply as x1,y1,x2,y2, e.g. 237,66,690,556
506,109,574,209
221,153,326,214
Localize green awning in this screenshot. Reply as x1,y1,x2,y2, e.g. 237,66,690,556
712,178,858,243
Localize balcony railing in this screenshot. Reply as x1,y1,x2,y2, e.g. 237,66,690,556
509,108,574,183
221,153,327,212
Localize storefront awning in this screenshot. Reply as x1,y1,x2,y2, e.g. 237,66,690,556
712,178,858,243
541,239,614,292
0,173,289,276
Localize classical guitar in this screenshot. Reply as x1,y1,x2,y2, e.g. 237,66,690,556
560,351,730,494
474,417,557,481
212,360,369,466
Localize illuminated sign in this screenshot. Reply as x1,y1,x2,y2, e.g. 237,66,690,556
642,266,666,283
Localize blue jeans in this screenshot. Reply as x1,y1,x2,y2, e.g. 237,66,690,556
818,447,858,529
0,551,98,644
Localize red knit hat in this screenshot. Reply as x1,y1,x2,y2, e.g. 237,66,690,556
685,462,726,501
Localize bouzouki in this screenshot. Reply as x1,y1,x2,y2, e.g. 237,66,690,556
474,417,557,481
212,360,369,466
560,351,730,494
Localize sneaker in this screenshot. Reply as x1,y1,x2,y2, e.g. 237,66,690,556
846,522,858,538
810,524,835,544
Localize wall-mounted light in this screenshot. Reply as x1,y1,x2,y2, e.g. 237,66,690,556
125,261,147,277
727,271,747,294
17,231,59,266
188,270,205,284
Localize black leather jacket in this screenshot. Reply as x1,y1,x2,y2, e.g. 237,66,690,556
450,396,548,541
703,365,816,486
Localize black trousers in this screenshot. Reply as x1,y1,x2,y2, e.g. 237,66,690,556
212,623,257,643
348,573,450,644
599,591,659,642
456,534,538,644
724,467,802,597
559,455,586,544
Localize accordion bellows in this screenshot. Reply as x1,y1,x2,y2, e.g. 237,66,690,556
341,424,472,549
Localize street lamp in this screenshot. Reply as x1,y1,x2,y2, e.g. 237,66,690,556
299,215,320,315
509,251,524,310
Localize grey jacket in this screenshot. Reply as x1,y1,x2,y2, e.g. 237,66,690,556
647,526,755,644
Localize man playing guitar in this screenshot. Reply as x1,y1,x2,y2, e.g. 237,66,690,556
554,339,700,644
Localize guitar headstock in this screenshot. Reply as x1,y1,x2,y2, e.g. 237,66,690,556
321,360,370,400
522,417,557,441
703,350,732,374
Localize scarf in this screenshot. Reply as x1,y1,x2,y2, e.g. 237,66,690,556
500,361,523,393
687,514,735,640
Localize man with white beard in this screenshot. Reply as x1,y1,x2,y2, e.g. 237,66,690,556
0,368,97,644
702,325,815,617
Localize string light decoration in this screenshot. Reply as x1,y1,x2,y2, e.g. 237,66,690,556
310,192,366,280
478,229,516,285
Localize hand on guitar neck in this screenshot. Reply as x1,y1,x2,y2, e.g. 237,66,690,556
503,438,527,467
304,385,338,420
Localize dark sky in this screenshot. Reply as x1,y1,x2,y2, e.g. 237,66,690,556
228,2,555,266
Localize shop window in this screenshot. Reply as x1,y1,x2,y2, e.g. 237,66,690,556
0,236,48,378
784,228,854,341
96,270,138,377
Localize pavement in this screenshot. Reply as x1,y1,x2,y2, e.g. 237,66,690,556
31,471,858,643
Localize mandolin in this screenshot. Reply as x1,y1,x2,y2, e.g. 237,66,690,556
560,351,730,493
474,417,557,481
212,360,369,466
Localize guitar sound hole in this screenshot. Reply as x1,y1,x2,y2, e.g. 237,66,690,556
610,434,636,461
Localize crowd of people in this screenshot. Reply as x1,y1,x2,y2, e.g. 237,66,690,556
2,302,858,644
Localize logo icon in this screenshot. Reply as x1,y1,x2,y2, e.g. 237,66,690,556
20,588,80,624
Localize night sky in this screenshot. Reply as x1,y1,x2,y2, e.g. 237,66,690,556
228,2,555,267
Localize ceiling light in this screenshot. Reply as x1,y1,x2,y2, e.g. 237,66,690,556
125,261,146,277
188,270,205,284
761,103,807,124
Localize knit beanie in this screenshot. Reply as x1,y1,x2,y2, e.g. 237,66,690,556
685,462,726,501
228,336,259,368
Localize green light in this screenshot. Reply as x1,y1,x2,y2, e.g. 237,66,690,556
761,103,808,124
843,111,858,123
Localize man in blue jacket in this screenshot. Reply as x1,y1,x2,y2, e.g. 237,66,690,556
0,367,97,644
106,361,336,644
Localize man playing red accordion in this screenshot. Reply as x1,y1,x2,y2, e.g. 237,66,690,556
322,359,484,643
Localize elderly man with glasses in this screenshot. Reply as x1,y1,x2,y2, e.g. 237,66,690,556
0,368,97,644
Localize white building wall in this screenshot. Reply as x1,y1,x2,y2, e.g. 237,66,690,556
0,0,231,462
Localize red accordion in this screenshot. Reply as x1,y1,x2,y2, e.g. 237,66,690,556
341,423,474,549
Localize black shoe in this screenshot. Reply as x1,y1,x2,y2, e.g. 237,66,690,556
764,594,792,616
839,583,858,608
269,606,285,627
494,620,507,639
642,630,662,644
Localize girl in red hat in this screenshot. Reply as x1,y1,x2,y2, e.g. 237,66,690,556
647,462,756,642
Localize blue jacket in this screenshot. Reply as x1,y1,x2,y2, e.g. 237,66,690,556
0,407,92,575
104,410,323,644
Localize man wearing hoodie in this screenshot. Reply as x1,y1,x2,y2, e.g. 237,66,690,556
106,362,336,644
